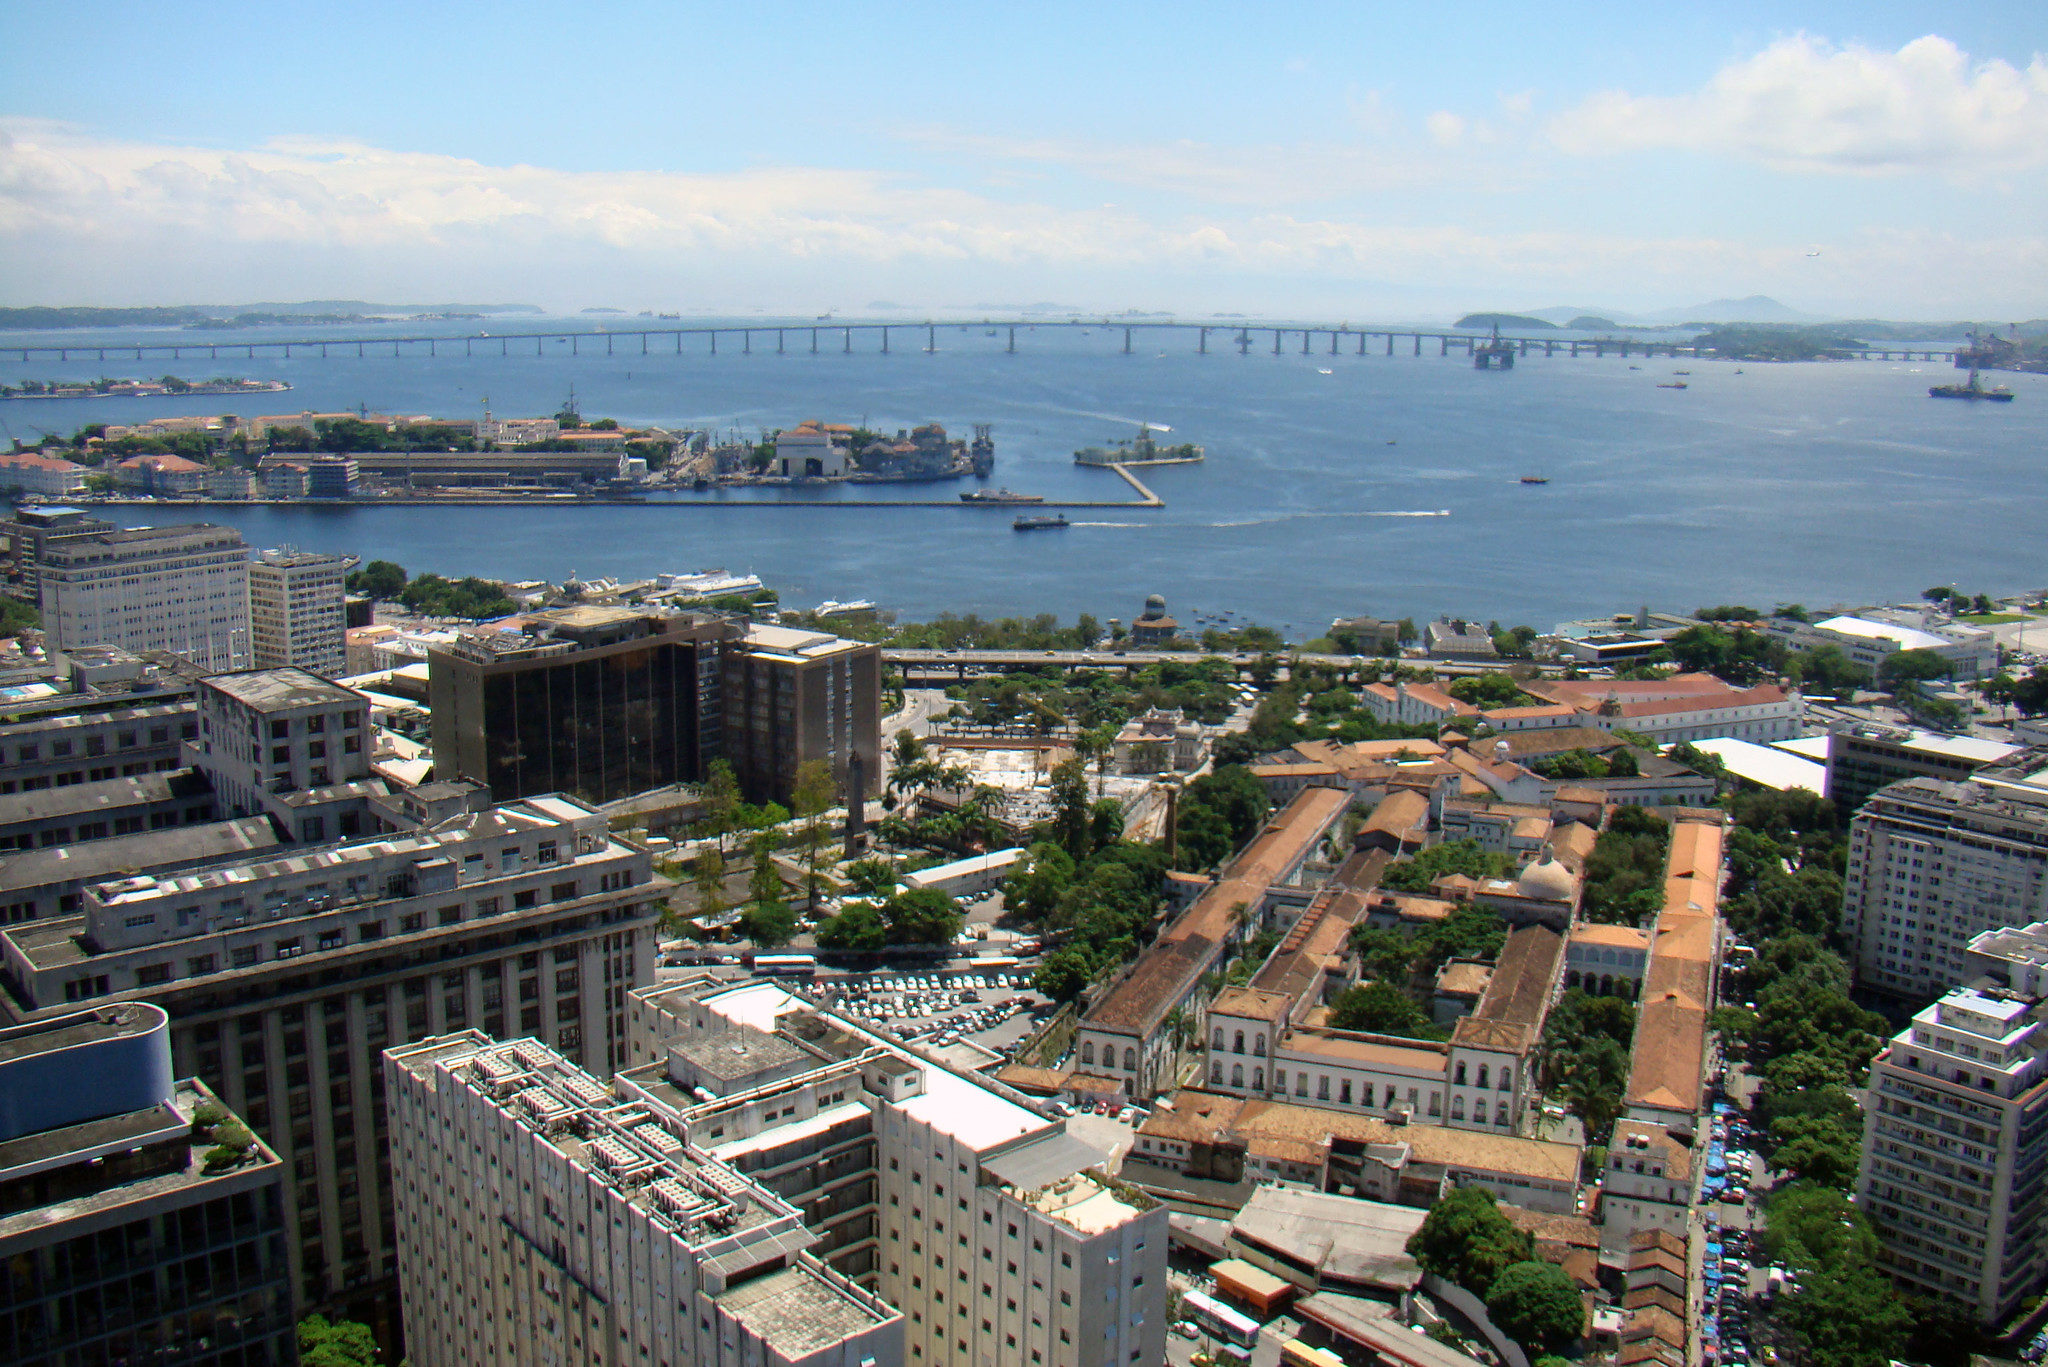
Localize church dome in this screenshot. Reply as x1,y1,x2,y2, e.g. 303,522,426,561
1517,844,1576,902
1141,593,1167,617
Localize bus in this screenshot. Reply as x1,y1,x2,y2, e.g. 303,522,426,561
1183,1289,1259,1359
751,953,817,978
1282,1341,1346,1367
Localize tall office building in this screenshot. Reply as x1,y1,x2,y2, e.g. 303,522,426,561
1857,920,2048,1323
0,1002,294,1366
38,523,252,671
0,793,666,1335
723,622,883,807
609,976,1170,1367
1841,748,2048,998
1826,722,2021,815
384,1032,905,1367
429,606,740,806
247,547,356,677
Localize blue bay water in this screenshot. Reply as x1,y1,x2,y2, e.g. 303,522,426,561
4,318,2043,640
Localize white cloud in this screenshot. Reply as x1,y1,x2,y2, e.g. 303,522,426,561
1550,34,2048,173
1425,111,1466,147
0,120,2040,317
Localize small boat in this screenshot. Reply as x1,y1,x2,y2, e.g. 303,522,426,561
1013,514,1069,531
1520,476,1549,485
1317,368,1333,375
1657,381,1688,389
961,487,1044,504
1931,364,2015,402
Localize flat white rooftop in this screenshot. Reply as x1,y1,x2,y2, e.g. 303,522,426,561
1815,615,1953,653
1773,735,1832,762
1685,738,1826,795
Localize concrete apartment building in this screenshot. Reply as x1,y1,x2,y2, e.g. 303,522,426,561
385,973,1167,1367
247,547,356,676
1842,749,2048,1000
723,621,883,808
1,504,115,602
1857,920,2048,1323
618,976,1167,1367
1826,722,2021,815
429,605,740,807
0,792,666,1334
384,1032,903,1367
0,1003,294,1367
0,451,89,499
1768,611,1999,681
38,523,253,672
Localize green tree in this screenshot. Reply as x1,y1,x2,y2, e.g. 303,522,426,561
297,1314,380,1367
790,759,837,912
699,759,741,853
1778,1262,1913,1367
844,857,899,897
1880,647,1953,688
1005,842,1075,924
1768,1111,1863,1190
346,559,407,599
1049,757,1092,860
1405,1185,1534,1294
1763,1182,1881,1274
1032,946,1097,1001
1484,1261,1584,1353
1089,796,1125,851
1380,839,1518,894
1329,982,1437,1038
740,898,798,949
880,888,963,945
816,900,889,951
689,848,727,924
1447,672,1529,708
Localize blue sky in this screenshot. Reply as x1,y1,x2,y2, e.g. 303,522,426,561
1,2,2042,319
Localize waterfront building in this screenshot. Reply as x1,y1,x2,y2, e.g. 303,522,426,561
1128,593,1178,646
260,463,308,499
1825,722,2020,815
1842,750,2048,999
207,466,255,500
0,452,89,499
0,792,665,1332
384,1031,903,1367
303,457,357,499
0,1002,294,1367
773,420,852,478
430,606,740,807
1765,611,1999,681
248,547,356,677
611,974,1169,1367
1857,919,2048,1323
1522,673,1804,745
1423,617,1500,661
722,621,882,808
37,523,253,671
111,454,210,497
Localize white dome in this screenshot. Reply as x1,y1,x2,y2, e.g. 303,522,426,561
1517,844,1576,901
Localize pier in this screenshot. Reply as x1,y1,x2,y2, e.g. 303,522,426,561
0,319,1963,366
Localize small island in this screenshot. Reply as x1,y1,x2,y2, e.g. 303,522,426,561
1,375,291,400
1074,425,1203,466
1454,312,1558,330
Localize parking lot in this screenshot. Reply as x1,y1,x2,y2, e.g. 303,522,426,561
807,967,1050,1052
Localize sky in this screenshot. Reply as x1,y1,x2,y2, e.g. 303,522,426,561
1,2,2043,321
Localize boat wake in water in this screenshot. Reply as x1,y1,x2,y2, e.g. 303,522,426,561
1071,510,1448,529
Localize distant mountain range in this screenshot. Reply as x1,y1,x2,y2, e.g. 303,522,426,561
0,301,543,330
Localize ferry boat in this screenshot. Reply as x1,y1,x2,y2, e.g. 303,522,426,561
1656,381,1688,389
1013,514,1070,531
1519,476,1550,485
960,487,1043,504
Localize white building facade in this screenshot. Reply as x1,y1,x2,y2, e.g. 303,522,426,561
38,523,252,671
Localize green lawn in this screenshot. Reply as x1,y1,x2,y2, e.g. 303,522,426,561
1959,612,2033,624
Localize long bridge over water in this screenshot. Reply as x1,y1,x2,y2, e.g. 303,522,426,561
1,318,1961,366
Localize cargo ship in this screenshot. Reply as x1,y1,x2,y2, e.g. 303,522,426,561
1930,365,2015,402
1013,514,1069,531
960,487,1043,504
